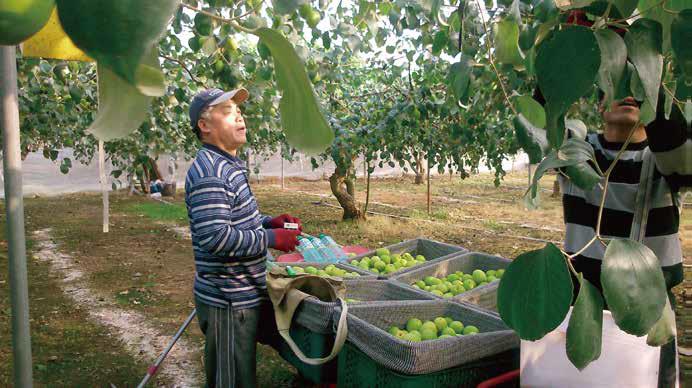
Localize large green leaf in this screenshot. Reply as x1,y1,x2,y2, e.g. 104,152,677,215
447,58,473,103
595,29,627,108
515,95,547,128
566,274,604,371
637,0,689,52
498,243,573,341
671,9,692,83
625,19,663,114
513,96,548,163
646,295,676,346
88,61,153,141
514,114,548,164
494,19,524,67
56,0,177,96
254,28,334,154
536,26,600,149
601,239,667,336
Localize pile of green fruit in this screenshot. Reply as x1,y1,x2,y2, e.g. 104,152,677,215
349,248,427,275
411,269,505,298
293,264,361,278
387,316,480,341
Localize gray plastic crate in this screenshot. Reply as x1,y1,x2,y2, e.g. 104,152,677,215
391,252,511,312
340,238,467,278
338,299,519,375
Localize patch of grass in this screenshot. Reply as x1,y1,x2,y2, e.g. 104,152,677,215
0,219,151,386
125,201,188,222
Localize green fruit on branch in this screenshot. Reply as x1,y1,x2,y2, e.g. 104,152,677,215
0,0,54,45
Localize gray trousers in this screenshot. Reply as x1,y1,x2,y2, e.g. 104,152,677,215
195,299,278,388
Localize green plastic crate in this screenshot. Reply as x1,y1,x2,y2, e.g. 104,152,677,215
337,342,519,388
273,280,435,384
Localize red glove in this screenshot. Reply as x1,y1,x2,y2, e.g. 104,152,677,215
268,229,300,252
268,214,303,231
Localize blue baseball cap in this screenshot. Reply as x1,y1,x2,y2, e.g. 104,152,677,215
189,88,249,131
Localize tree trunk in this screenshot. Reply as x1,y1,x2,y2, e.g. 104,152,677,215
364,162,372,214
552,179,561,198
413,153,425,185
329,167,364,221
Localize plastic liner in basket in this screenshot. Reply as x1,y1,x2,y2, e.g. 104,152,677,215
293,279,435,335
391,252,511,312
337,299,519,375
340,238,467,278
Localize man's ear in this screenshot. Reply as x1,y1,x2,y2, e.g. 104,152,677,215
198,118,212,138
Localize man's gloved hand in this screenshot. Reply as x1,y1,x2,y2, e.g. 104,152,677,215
268,228,300,252
268,214,303,231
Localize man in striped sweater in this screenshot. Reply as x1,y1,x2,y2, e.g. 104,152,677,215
185,88,302,387
558,91,690,386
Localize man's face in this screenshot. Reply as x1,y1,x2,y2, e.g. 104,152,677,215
200,100,247,152
601,96,641,128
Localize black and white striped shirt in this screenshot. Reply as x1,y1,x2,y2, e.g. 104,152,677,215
560,100,690,291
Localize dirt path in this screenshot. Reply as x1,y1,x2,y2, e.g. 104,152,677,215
32,228,202,387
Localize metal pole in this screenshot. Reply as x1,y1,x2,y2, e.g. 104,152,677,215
1,45,34,387
280,152,285,190
137,309,197,388
99,140,109,233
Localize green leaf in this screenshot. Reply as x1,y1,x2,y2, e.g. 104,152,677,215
564,162,600,190
610,0,638,18
515,95,546,128
494,19,524,67
272,0,306,15
671,9,692,83
87,54,154,141
566,274,604,371
595,29,627,108
498,243,573,341
637,0,688,52
447,58,473,102
625,19,663,115
56,0,177,96
432,30,449,55
646,295,676,346
536,26,600,149
554,0,595,9
253,28,334,154
526,138,596,206
565,119,587,140
514,114,548,164
601,238,667,336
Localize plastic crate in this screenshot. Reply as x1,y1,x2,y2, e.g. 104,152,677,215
341,300,519,376
391,252,511,312
340,238,467,278
273,280,435,384
337,342,519,388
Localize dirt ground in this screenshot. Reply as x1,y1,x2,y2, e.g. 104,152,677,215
0,171,689,386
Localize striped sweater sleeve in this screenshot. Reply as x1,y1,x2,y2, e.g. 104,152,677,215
188,176,268,259
644,96,692,192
